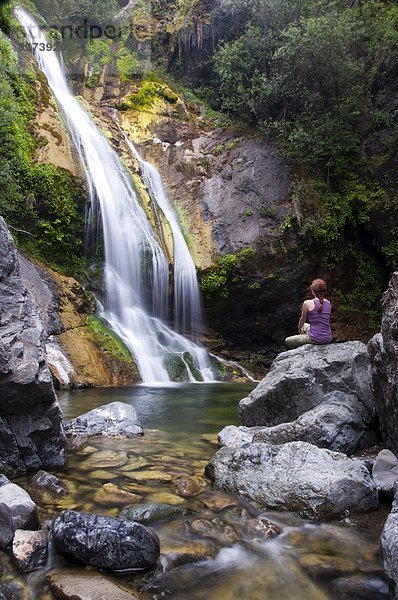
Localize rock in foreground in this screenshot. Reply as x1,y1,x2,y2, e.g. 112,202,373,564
381,489,398,598
252,391,375,455
47,568,142,600
368,272,398,454
0,217,67,476
53,510,159,570
64,401,143,437
239,341,374,427
206,441,378,519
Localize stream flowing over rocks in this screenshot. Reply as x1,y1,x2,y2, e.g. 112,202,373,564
0,217,67,477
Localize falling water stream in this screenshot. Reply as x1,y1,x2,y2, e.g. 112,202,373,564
16,7,213,384
122,132,205,336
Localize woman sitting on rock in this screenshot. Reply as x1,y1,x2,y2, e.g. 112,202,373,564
285,278,332,348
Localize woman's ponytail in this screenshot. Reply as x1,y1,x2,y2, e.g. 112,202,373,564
310,278,327,313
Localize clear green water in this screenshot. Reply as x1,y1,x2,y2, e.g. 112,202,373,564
10,384,389,600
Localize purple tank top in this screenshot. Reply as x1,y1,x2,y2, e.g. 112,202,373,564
307,298,332,344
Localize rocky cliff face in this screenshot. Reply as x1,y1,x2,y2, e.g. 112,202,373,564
0,217,67,477
368,272,398,453
80,82,316,366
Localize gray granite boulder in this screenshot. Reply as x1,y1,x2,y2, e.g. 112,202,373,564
64,401,143,437
220,391,375,455
239,341,374,427
368,272,398,454
0,217,67,476
53,510,159,570
206,441,378,519
0,483,39,531
218,425,262,449
251,391,375,454
0,502,14,548
372,449,398,496
381,488,398,598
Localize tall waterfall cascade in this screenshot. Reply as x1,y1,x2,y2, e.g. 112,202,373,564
17,8,214,383
122,133,205,334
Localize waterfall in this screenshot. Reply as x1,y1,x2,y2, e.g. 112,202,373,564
46,337,76,388
122,133,205,335
17,8,214,384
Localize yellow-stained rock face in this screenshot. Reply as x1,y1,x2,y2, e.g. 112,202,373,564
33,79,80,177
40,266,140,387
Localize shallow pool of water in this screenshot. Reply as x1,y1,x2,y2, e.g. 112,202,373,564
10,383,389,599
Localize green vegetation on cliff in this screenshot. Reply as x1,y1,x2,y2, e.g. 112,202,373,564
0,4,85,277
212,0,398,272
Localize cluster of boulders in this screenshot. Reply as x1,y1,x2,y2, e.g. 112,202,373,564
206,341,380,519
0,473,160,597
207,271,398,597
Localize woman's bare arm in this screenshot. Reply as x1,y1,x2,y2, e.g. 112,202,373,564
298,301,309,333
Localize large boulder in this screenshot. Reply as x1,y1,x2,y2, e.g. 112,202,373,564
251,391,375,454
64,401,143,437
239,341,374,427
368,272,398,453
0,483,39,531
53,510,159,570
206,441,378,519
0,217,67,476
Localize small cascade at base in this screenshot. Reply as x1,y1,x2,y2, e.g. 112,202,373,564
45,337,76,389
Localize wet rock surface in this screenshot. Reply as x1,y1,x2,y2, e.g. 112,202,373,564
0,218,67,476
29,470,69,498
368,272,398,454
206,441,378,519
64,401,143,437
53,510,160,570
239,341,375,427
47,568,142,600
119,503,192,525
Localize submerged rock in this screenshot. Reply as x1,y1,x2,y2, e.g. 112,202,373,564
206,441,378,519
53,510,160,570
12,529,48,572
239,342,374,427
29,470,69,498
368,272,398,454
119,503,192,525
64,401,143,437
47,568,142,600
